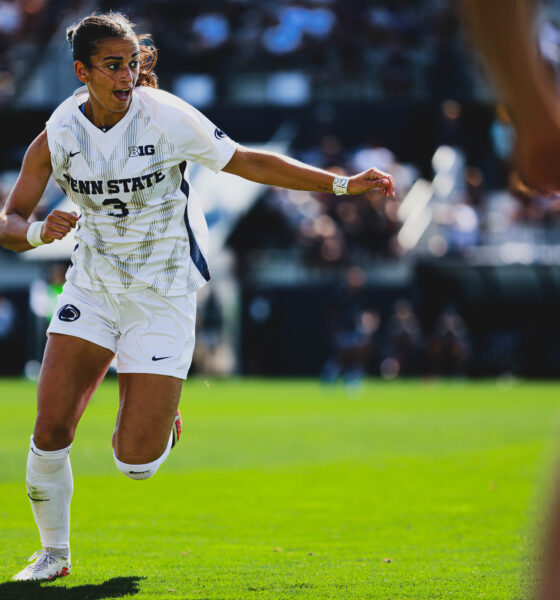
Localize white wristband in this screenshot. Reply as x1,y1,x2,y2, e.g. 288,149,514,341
333,175,349,195
26,221,45,247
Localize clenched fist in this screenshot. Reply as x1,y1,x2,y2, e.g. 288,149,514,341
40,210,79,244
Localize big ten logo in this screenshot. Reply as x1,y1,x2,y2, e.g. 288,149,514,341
129,145,155,157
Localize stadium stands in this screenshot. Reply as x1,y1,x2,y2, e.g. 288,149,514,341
3,0,560,377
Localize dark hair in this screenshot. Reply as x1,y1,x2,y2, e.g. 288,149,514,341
66,12,158,89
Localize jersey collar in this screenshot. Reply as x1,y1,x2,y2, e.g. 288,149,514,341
72,86,140,158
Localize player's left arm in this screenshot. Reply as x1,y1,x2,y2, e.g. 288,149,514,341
222,145,395,197
0,130,77,252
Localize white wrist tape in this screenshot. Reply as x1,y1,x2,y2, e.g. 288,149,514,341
26,221,45,247
333,175,349,195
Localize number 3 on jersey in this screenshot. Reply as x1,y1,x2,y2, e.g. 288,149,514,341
102,198,129,218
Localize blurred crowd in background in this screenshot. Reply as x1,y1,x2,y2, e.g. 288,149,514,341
2,0,560,381
0,0,478,103
108,0,478,102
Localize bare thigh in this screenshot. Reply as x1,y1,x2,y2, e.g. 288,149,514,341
112,373,183,464
34,333,115,450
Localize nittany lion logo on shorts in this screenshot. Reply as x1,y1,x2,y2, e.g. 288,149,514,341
214,128,226,140
58,304,81,322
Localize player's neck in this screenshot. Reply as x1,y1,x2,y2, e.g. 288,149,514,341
82,99,129,131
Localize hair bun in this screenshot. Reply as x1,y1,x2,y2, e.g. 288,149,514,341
66,25,76,46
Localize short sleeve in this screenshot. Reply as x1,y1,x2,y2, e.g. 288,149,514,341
166,98,237,173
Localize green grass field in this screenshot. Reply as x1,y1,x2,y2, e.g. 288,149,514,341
0,378,559,599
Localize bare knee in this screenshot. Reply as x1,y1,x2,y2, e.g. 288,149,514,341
33,420,75,450
112,431,169,465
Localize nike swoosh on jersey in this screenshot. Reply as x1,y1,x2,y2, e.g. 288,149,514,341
69,151,81,157
152,355,172,361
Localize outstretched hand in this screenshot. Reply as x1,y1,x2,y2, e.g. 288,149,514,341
348,168,395,197
40,210,79,244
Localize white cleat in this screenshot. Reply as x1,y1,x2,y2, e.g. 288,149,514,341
12,549,71,581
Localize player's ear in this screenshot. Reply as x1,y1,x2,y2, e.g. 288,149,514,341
74,60,89,84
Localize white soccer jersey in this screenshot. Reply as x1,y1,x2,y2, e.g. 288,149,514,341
45,85,237,295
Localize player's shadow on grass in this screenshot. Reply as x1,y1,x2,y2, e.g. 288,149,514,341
0,576,144,599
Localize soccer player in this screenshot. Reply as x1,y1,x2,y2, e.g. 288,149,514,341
0,12,395,581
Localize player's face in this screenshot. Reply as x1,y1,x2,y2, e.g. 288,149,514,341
79,37,140,123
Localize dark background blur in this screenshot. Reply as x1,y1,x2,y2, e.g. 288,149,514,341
2,0,560,381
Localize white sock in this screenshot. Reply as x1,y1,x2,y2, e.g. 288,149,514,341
113,432,173,480
26,436,73,555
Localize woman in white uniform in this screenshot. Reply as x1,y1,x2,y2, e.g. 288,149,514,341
0,12,395,582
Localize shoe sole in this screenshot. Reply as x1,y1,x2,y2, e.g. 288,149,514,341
171,410,181,448
47,566,71,581
13,566,70,582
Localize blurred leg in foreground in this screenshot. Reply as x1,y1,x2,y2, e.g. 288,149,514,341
464,0,560,191
537,474,560,600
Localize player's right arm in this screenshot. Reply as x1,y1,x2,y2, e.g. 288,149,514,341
0,130,78,252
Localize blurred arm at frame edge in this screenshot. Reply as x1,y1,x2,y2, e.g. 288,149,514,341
464,0,560,192
462,4,560,597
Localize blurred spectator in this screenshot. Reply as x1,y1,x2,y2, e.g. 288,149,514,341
436,196,480,255
427,0,472,100
382,298,424,377
437,99,465,149
192,12,230,50
0,292,15,337
0,291,17,375
0,1,22,37
380,38,414,97
321,266,380,387
28,262,69,361
351,140,396,175
488,103,515,189
192,290,235,376
426,304,470,376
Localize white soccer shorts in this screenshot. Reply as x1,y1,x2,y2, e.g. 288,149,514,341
47,280,196,379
